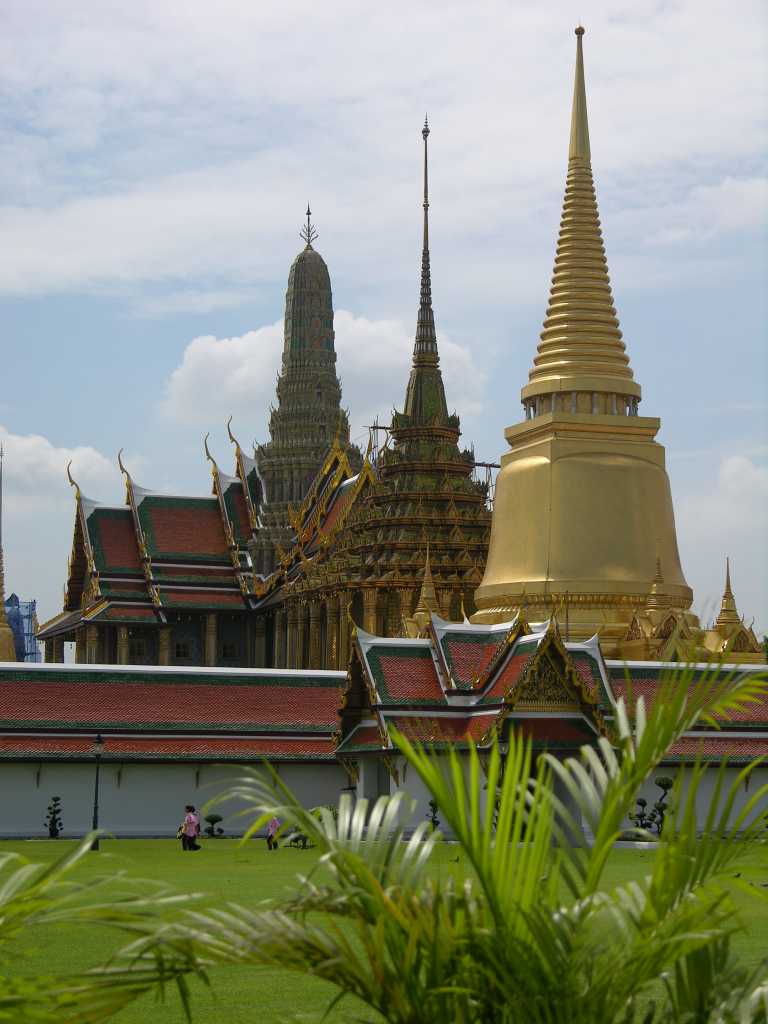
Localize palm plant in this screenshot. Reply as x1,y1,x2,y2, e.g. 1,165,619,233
0,837,204,1023
111,662,766,1023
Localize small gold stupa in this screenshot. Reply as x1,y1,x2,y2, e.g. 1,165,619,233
473,28,761,661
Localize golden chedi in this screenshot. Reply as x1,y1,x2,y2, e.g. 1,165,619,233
473,27,695,654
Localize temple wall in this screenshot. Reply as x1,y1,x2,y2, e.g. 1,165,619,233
0,761,348,838
628,761,768,834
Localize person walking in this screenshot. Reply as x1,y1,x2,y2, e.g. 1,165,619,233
266,815,280,851
180,804,201,851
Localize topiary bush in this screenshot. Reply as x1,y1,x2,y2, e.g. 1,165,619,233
203,813,224,838
44,796,63,839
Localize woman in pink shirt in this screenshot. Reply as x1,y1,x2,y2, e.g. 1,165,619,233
266,816,280,851
180,804,201,851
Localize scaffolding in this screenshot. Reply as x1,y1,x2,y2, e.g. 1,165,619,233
4,594,42,662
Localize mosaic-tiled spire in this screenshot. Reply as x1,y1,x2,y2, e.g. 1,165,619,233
403,117,449,425
521,27,641,414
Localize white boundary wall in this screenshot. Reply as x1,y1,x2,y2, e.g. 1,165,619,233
0,761,349,838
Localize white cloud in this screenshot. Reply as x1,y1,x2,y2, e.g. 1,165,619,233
134,289,254,317
0,427,146,624
676,454,768,635
0,1,763,304
645,177,768,247
161,311,486,448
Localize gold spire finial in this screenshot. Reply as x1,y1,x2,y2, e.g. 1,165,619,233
569,26,590,163
300,204,318,248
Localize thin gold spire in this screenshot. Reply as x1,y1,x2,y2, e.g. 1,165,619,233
716,556,740,627
569,27,590,163
521,26,641,412
646,552,669,609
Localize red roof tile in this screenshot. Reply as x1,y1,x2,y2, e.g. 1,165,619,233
98,606,157,622
0,735,335,760
91,513,141,571
611,680,768,723
375,652,443,703
336,725,384,753
389,715,492,745
318,486,354,538
0,679,341,729
482,652,532,703
227,488,252,544
160,590,244,609
444,637,503,686
144,501,229,559
667,736,768,760
570,654,600,698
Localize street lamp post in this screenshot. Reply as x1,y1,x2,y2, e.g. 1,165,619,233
90,733,104,851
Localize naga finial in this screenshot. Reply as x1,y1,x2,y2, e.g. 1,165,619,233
203,432,217,468
117,448,129,478
66,460,81,499
226,415,241,450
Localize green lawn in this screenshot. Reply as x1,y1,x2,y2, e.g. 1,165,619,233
3,837,767,1023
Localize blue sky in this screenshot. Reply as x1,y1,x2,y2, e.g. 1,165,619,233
1,0,766,635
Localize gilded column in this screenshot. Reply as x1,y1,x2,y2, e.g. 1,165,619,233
385,589,401,636
287,604,299,669
308,600,322,669
117,626,129,665
204,613,217,667
326,593,339,669
44,639,54,663
362,587,377,634
337,591,352,669
399,588,414,624
159,626,171,666
253,616,267,667
85,625,99,664
297,602,310,669
274,609,287,668
75,627,86,664
53,637,65,663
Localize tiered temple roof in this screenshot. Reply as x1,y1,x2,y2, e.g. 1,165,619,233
335,612,768,766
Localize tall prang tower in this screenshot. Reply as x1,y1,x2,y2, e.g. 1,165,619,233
251,210,361,576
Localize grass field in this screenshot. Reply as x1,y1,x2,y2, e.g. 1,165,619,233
3,837,768,1023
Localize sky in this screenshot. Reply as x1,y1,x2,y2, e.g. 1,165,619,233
1,0,766,637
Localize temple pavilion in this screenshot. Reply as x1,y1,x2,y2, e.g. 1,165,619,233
37,29,762,675
3,26,764,840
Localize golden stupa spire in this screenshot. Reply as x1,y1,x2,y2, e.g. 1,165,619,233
0,444,18,661
646,552,669,610
715,557,741,628
521,26,640,415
